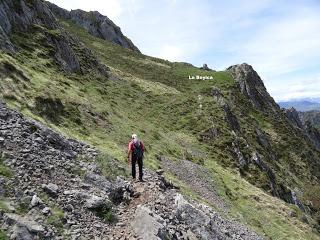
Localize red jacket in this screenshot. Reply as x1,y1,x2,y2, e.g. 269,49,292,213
128,140,145,152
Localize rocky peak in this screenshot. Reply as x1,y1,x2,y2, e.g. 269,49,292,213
227,63,278,111
46,1,141,53
0,0,108,74
0,0,58,33
285,107,304,129
299,110,320,128
0,0,57,52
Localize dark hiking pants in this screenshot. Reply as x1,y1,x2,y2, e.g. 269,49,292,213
132,156,143,180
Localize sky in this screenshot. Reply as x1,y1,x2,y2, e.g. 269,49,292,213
48,0,320,102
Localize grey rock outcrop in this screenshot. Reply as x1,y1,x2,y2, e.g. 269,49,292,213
0,0,109,75
285,107,320,150
0,0,58,53
199,127,220,142
42,183,59,198
0,26,14,52
285,107,304,129
211,86,240,132
227,63,279,111
84,195,109,210
0,0,58,33
47,2,140,53
300,110,320,128
160,193,263,240
200,63,211,71
132,205,166,240
0,177,6,197
304,121,320,150
232,141,248,169
11,224,34,240
251,152,298,206
30,195,44,208
4,213,45,237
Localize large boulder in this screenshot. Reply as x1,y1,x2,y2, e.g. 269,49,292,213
30,194,44,208
84,195,110,210
12,225,33,240
42,183,59,198
131,205,165,240
174,194,263,240
4,213,44,235
84,172,113,193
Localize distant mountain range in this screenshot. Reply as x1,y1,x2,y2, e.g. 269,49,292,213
278,98,320,111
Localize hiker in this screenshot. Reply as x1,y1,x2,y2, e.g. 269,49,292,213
128,134,145,181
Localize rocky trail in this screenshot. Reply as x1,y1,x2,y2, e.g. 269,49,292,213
0,101,263,239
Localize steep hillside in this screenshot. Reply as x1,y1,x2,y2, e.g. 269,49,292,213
0,0,320,239
285,108,320,150
300,110,320,130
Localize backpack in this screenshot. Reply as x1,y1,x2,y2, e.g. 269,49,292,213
132,140,143,159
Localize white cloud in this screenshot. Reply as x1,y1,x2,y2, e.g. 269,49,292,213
270,75,320,101
158,45,183,61
240,13,320,78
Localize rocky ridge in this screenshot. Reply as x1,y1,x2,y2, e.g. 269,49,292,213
285,107,320,150
300,110,320,129
214,67,314,208
0,101,264,239
0,0,108,74
227,64,279,112
46,1,140,53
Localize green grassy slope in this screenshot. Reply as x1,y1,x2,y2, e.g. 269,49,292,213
0,20,320,239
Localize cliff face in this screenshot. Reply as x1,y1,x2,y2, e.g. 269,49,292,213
285,107,320,150
300,110,320,129
224,64,320,209
0,0,57,51
46,1,141,53
0,0,108,74
227,63,279,112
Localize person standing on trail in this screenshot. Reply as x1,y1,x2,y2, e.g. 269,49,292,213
128,134,145,181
